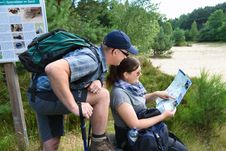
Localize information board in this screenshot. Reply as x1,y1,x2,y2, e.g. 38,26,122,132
0,0,48,63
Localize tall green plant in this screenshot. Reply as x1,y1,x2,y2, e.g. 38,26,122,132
163,21,173,36
70,0,110,43
46,0,73,31
109,0,159,52
152,27,173,55
189,21,199,41
180,71,226,143
173,28,186,46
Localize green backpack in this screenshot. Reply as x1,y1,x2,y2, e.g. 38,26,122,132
19,29,97,73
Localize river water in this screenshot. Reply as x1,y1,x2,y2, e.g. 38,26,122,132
150,43,226,81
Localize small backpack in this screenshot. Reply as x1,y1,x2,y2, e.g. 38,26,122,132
19,29,98,73
115,89,169,151
133,122,169,151
126,108,168,151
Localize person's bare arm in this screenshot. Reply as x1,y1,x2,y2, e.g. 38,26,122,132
117,102,175,129
145,91,174,101
45,59,93,118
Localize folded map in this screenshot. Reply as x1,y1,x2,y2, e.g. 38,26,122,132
156,69,192,113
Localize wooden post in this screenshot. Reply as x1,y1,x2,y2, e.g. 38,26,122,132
3,63,29,150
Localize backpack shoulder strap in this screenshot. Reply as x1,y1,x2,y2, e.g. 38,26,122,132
28,73,45,102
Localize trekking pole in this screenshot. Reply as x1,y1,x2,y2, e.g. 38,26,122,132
77,102,89,151
88,121,92,147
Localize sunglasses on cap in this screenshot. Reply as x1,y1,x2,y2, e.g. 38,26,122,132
119,49,129,56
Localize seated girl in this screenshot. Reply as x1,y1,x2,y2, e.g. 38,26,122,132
106,57,187,151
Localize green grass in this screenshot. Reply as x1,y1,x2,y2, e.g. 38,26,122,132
0,114,223,151
0,122,18,151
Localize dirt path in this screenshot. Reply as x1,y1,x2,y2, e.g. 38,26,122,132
150,43,226,81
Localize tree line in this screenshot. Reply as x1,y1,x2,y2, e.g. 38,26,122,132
170,2,226,43
46,0,226,55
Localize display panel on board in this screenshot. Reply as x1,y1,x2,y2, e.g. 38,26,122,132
0,0,48,63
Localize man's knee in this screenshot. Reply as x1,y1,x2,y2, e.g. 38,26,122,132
87,87,110,105
99,87,110,98
97,88,110,104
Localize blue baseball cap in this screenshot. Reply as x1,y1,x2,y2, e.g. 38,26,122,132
103,30,138,55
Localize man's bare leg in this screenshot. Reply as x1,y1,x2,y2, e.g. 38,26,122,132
86,87,110,135
43,137,60,151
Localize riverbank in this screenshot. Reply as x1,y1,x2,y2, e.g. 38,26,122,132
150,43,226,81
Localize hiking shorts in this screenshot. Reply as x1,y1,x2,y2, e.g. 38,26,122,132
28,89,88,142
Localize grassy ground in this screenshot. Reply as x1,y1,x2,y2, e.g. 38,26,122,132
186,124,226,151
23,121,226,151
24,120,115,151
58,122,226,151
59,132,83,151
